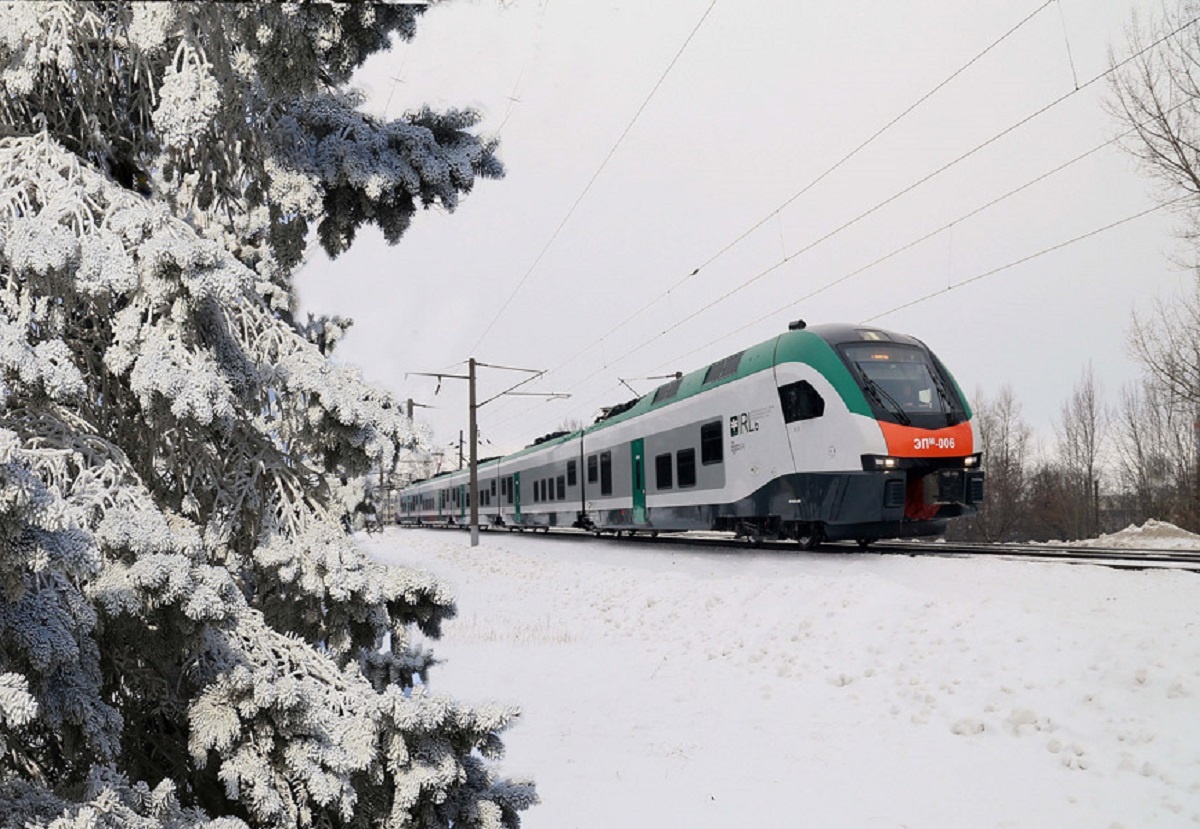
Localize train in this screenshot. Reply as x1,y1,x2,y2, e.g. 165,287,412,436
395,321,985,548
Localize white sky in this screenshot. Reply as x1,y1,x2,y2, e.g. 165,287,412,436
294,0,1192,463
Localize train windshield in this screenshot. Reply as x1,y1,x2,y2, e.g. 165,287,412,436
838,342,967,428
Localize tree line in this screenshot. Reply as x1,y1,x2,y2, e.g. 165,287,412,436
950,291,1200,542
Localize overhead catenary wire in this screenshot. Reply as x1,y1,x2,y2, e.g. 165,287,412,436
547,8,1200,400
861,196,1187,323
648,102,1186,373
534,0,1056,385
469,0,720,355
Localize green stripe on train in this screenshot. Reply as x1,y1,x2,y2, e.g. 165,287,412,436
584,329,872,436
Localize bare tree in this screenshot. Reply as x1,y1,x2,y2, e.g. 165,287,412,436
1108,3,1200,251
1113,379,1200,530
957,385,1032,542
1054,364,1106,538
1109,3,1200,528
1127,277,1200,405
1110,2,1200,404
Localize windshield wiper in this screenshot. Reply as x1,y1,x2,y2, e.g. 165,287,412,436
926,369,959,426
860,375,911,426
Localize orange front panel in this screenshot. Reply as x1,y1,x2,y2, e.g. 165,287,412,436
878,420,974,458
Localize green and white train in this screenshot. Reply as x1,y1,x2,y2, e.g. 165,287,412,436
396,322,985,548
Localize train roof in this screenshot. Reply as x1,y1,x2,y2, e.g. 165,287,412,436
585,323,904,433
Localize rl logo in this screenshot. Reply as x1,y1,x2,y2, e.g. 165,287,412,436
729,413,759,437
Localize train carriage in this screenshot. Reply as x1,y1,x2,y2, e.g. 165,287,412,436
398,322,985,547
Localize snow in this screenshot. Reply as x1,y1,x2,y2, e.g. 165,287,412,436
1075,520,1200,551
366,527,1200,828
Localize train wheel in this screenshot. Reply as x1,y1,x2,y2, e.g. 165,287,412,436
794,525,822,551
856,538,872,551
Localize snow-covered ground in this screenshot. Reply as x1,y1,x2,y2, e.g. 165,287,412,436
1075,519,1200,551
366,527,1200,828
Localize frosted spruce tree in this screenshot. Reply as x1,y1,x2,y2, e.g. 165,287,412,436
0,4,533,828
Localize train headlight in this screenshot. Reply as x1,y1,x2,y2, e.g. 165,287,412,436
861,454,900,471
964,453,982,468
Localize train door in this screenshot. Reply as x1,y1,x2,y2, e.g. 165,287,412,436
458,483,466,523
631,438,646,524
513,472,522,523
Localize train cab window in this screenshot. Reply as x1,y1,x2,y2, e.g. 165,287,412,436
587,454,598,484
567,460,577,487
556,475,566,500
701,420,723,465
655,453,673,490
600,451,613,496
677,448,697,488
778,380,825,423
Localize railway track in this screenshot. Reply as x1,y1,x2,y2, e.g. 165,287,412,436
871,539,1200,572
396,523,1200,572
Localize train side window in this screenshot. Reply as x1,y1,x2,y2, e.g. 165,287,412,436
567,460,577,487
507,477,514,504
587,454,598,483
655,453,673,490
600,451,613,496
700,420,723,465
491,480,496,496
779,380,825,423
557,475,566,500
677,448,697,488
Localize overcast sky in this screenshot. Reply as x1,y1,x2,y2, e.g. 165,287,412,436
294,0,1190,464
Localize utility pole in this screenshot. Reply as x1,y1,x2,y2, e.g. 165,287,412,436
469,358,479,546
408,360,568,547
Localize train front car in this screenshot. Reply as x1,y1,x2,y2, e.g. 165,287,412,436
773,323,984,546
